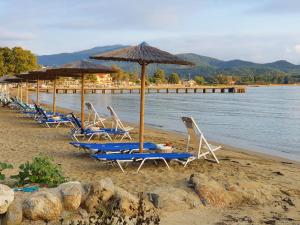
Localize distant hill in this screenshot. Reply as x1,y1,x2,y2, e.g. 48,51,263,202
37,45,300,78
37,45,128,66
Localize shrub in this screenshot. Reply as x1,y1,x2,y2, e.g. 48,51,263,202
0,162,13,181
12,154,66,187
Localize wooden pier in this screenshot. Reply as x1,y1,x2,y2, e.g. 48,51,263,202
33,86,246,94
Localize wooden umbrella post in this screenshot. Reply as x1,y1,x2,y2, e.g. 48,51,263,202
20,82,23,102
81,73,85,127
139,63,146,153
26,80,29,104
36,78,40,104
52,76,57,113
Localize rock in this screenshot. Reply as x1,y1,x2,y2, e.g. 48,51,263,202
149,187,200,211
0,184,14,214
58,181,82,211
22,191,62,221
113,187,139,216
188,174,230,207
2,200,23,225
83,178,115,212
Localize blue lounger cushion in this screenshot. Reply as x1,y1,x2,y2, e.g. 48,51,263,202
92,152,193,161
70,142,157,152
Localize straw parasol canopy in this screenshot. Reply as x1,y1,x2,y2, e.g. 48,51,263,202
47,60,117,123
16,71,54,105
90,42,194,153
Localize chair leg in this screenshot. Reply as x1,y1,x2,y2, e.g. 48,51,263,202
116,161,125,173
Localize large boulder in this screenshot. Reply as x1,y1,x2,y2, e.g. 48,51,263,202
149,187,200,211
0,184,14,214
188,174,231,207
22,191,62,221
58,181,82,211
83,178,115,212
1,200,23,225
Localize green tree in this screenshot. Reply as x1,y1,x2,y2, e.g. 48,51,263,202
153,69,166,84
215,74,230,84
0,47,39,76
168,73,181,84
194,75,205,85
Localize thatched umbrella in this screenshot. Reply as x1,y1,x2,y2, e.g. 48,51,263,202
1,76,32,101
17,71,53,106
47,60,116,125
90,42,194,153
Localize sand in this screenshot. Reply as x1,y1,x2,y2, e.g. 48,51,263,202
0,105,299,225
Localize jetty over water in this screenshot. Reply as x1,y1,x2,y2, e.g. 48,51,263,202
33,86,246,94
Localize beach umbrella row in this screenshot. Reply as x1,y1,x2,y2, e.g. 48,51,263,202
16,61,116,126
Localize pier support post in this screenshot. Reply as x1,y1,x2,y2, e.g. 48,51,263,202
221,88,225,93
212,89,215,93
176,88,179,93
203,89,206,93
185,88,188,93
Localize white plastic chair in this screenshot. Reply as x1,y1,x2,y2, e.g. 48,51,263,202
181,116,221,163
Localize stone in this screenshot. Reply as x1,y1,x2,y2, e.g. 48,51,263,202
149,187,200,211
0,184,14,214
188,174,230,207
114,187,139,216
22,191,62,221
83,178,115,212
58,181,82,211
2,200,23,225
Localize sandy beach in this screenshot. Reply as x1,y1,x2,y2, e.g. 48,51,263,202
0,104,300,225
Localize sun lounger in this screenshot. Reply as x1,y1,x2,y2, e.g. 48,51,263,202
92,152,194,172
181,116,221,163
69,113,127,142
85,102,106,127
107,106,133,140
70,141,158,154
35,105,74,128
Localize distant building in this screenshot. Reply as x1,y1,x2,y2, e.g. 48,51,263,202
183,79,196,87
57,77,80,88
95,73,112,85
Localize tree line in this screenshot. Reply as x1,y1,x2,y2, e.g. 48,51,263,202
0,47,39,76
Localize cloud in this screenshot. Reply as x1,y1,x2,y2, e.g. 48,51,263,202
0,30,35,41
248,0,300,14
294,44,300,54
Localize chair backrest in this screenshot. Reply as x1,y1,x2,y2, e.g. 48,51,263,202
107,106,124,130
181,117,204,152
70,113,84,133
85,102,103,124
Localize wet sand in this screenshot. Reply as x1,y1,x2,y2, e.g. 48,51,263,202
0,105,299,225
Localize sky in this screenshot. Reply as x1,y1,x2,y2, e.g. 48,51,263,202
0,0,300,64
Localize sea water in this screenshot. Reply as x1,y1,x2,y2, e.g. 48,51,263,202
37,86,300,161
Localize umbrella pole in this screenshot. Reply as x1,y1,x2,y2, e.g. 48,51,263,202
20,82,23,102
36,79,39,104
26,80,29,104
52,76,57,113
17,84,19,100
139,63,146,153
81,74,85,127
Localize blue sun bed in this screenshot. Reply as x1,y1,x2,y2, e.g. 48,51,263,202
70,141,157,153
91,152,194,172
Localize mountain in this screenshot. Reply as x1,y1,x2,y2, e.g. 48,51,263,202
37,45,128,66
37,45,300,78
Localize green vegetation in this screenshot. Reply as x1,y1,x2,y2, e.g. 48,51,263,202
0,47,39,76
152,69,166,84
0,162,13,181
12,154,66,187
167,73,181,84
194,75,205,85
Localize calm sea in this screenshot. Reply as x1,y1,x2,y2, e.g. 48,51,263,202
38,86,300,161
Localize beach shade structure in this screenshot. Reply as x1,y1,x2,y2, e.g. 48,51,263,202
0,75,34,101
90,42,194,153
46,60,117,125
16,71,53,106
